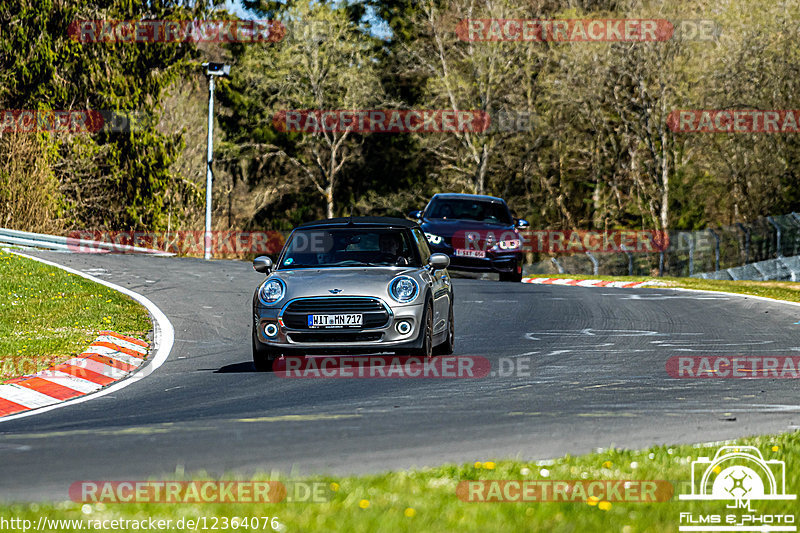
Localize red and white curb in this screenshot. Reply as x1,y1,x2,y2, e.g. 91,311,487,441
0,250,174,423
522,277,666,288
0,331,149,417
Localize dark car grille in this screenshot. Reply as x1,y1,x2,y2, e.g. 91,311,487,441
288,332,383,343
282,297,390,329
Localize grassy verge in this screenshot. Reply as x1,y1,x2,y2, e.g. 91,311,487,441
0,431,796,532
0,250,151,380
526,273,800,303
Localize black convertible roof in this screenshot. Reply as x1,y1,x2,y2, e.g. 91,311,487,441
296,216,419,229
431,193,506,203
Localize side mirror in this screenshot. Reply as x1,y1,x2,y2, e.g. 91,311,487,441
515,218,530,229
408,210,423,220
253,256,273,274
428,253,450,270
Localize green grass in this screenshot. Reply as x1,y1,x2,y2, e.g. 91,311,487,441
0,432,797,532
0,250,151,380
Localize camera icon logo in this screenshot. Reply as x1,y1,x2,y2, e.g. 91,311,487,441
679,446,796,502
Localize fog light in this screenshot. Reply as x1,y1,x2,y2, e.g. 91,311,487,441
396,320,412,335
264,323,279,337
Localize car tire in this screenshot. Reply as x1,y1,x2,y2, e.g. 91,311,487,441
398,300,434,359
434,302,455,355
252,326,279,372
418,301,434,359
499,261,523,282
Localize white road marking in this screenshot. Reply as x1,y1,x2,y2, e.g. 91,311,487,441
93,335,148,353
0,384,61,408
36,371,103,394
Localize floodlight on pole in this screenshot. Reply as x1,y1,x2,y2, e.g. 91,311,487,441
202,62,230,260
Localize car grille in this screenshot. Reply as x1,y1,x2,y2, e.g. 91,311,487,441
288,332,383,343
281,297,390,329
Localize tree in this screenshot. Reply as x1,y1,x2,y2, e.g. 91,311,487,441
220,0,389,219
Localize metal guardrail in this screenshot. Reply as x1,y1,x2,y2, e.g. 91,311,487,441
523,212,800,279
0,228,173,256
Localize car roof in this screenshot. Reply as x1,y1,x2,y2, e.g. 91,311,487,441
430,193,506,204
296,216,420,229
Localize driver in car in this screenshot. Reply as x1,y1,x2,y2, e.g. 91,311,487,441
377,233,408,265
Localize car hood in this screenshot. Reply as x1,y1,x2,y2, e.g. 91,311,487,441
420,218,515,238
262,266,427,305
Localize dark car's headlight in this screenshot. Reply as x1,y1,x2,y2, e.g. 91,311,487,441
425,233,443,245
258,278,285,305
497,239,521,251
389,276,419,303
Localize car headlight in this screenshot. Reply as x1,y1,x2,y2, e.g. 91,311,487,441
498,239,521,251
425,233,443,245
389,276,419,303
258,278,285,305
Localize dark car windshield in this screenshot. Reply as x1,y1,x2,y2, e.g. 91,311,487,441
278,227,420,269
425,198,512,224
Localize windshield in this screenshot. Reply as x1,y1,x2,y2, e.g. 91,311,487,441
277,227,420,269
425,198,512,224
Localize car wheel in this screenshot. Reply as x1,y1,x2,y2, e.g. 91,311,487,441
499,261,523,282
419,301,434,358
434,302,455,355
401,301,434,359
252,326,279,372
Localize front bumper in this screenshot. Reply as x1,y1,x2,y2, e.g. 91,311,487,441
254,298,425,353
428,243,521,273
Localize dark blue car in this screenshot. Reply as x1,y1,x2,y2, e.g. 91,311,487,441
409,193,529,282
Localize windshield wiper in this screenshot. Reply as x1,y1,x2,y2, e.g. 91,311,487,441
330,260,384,267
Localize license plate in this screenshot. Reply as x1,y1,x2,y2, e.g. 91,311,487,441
454,249,486,258
308,314,363,328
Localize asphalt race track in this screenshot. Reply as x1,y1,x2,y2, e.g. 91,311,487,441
1,252,799,501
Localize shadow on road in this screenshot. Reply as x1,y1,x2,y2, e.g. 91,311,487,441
215,362,257,373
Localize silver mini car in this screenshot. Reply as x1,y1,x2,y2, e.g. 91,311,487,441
251,217,455,371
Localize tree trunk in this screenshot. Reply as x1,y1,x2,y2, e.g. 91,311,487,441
325,185,334,219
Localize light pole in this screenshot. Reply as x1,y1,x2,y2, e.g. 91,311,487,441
202,62,230,260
